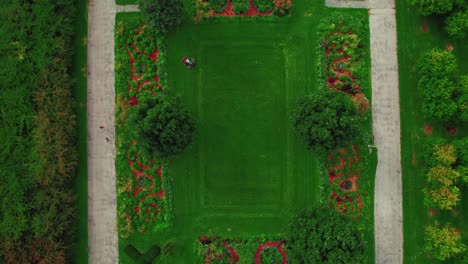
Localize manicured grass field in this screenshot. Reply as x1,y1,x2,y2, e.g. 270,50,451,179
396,0,468,263
115,1,374,262
70,0,88,262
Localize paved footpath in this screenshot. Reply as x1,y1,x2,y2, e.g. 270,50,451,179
326,0,403,263
87,1,138,263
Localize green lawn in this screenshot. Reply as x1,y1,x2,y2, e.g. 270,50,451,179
396,0,468,263
115,1,374,262
70,0,88,263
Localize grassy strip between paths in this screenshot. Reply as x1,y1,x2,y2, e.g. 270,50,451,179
70,0,88,263
396,0,468,263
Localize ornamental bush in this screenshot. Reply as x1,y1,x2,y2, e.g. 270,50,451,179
139,0,183,34
445,10,468,38
410,0,454,15
424,222,466,261
289,208,367,264
128,92,195,158
233,0,250,14
290,89,362,152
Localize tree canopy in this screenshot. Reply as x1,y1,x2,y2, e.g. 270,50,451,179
288,208,367,264
139,0,183,34
425,222,466,261
290,89,362,152
128,92,195,158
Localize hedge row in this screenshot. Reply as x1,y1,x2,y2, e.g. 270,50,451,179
0,0,78,262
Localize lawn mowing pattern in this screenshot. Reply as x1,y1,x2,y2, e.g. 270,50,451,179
396,0,468,262
115,15,172,237
115,3,375,263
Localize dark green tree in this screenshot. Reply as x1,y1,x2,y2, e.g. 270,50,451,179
445,11,468,39
129,92,195,158
289,208,367,264
410,0,454,15
139,0,183,34
290,89,362,152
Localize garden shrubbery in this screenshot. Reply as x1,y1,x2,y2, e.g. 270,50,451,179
410,0,468,38
128,92,195,159
416,49,466,123
139,0,184,33
291,89,363,152
233,0,251,14
0,0,78,262
288,207,367,264
253,0,274,12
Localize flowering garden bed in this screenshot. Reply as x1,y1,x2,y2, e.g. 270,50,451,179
194,0,292,20
115,18,171,238
197,236,288,263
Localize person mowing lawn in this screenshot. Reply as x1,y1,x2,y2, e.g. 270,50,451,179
182,56,195,68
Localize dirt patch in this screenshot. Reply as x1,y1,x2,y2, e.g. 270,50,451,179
427,208,439,217
447,126,457,135
424,124,432,135
421,23,427,33
446,44,454,51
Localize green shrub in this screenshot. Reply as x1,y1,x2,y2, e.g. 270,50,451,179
206,0,228,12
289,207,367,264
424,222,466,261
233,0,250,13
290,89,362,152
253,0,274,12
139,0,184,33
128,91,196,158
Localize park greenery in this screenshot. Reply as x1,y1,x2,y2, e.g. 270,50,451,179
288,208,367,264
410,0,468,38
291,88,363,152
128,92,195,158
416,49,466,123
424,222,466,261
139,0,184,34
0,0,79,262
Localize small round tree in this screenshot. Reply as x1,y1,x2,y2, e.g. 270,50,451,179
289,208,367,264
424,222,466,261
128,92,195,158
290,89,362,152
139,0,183,34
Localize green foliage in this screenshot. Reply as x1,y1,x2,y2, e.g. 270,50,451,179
0,0,78,262
288,208,367,264
458,75,468,121
253,0,274,12
128,92,195,158
139,0,184,34
416,49,464,122
424,222,466,261
206,0,228,12
445,10,468,38
291,89,363,152
410,0,454,15
233,0,250,14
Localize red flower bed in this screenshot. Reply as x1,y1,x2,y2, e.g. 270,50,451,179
205,241,240,264
214,0,272,17
326,144,363,219
125,25,162,105
254,241,287,264
127,141,166,228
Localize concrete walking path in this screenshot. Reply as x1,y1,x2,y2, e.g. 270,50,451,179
87,1,139,263
325,0,403,263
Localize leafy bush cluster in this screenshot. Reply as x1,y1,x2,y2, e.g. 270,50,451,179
410,0,467,38
424,222,466,261
0,0,78,262
139,0,184,34
233,0,251,14
423,137,468,210
291,88,363,152
416,49,466,123
288,208,367,264
421,137,468,260
253,0,274,12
